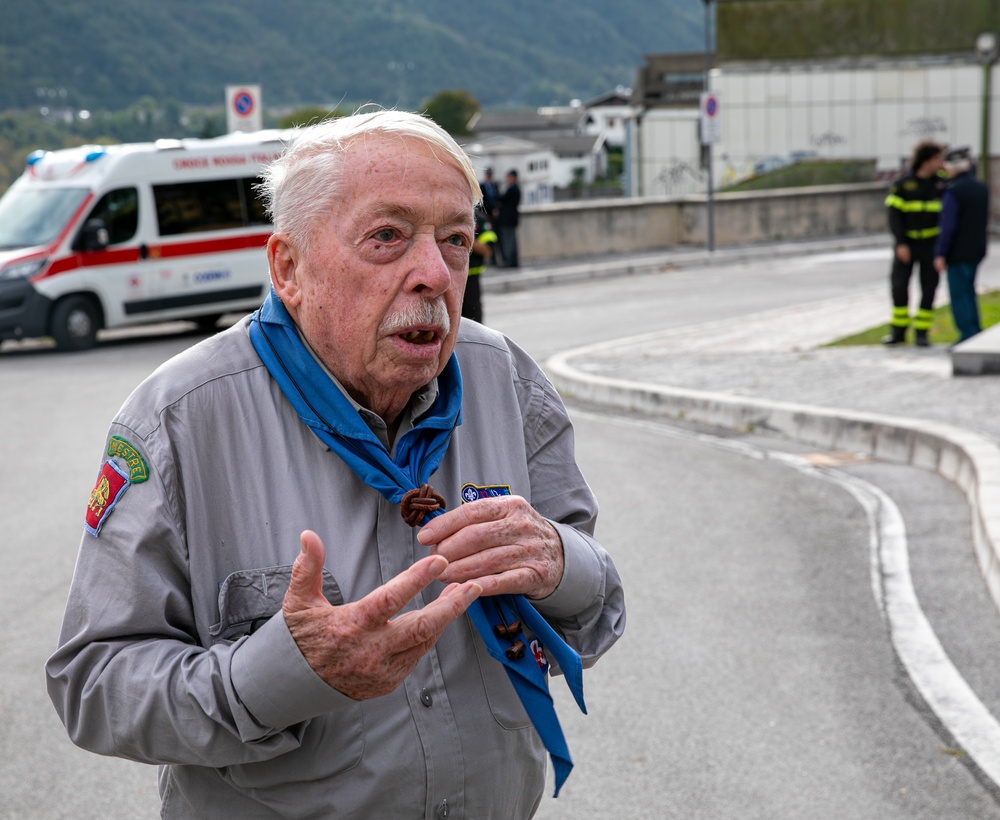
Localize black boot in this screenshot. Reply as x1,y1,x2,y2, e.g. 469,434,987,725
882,325,907,345
914,329,930,347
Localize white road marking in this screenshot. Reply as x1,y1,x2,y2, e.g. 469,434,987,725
573,406,1000,788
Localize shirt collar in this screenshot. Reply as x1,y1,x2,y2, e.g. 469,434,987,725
294,325,440,449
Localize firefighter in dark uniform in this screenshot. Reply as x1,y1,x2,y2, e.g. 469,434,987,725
883,140,947,346
461,207,497,325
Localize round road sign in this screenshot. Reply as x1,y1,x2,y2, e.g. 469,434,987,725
233,90,255,118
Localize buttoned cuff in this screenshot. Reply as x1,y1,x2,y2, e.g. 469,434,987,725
231,611,355,731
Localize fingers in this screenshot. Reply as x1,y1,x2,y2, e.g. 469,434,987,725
283,541,482,700
355,554,449,629
388,580,484,648
416,497,565,599
283,530,329,614
417,495,511,546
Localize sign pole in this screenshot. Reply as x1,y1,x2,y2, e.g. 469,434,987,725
703,0,715,253
705,121,714,253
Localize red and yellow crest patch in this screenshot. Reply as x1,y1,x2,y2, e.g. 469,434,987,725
85,459,130,535
83,436,149,536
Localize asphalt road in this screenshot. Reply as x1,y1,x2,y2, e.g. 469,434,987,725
534,409,1000,819
3,246,999,817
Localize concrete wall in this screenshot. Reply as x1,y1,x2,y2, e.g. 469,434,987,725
518,182,888,261
712,60,992,179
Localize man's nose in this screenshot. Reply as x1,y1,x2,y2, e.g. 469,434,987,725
408,236,455,296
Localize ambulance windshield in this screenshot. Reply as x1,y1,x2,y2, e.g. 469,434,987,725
0,186,89,250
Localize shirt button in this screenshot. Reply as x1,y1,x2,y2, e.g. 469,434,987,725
435,799,449,819
420,688,433,707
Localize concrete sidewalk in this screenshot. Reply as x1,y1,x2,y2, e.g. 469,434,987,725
525,237,1000,623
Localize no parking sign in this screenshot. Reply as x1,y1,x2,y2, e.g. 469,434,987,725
225,85,262,133
700,91,721,145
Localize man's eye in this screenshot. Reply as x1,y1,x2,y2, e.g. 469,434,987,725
445,234,468,247
373,228,396,242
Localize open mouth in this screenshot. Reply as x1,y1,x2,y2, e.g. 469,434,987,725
398,329,438,344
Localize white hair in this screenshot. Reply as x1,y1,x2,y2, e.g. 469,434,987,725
259,109,482,249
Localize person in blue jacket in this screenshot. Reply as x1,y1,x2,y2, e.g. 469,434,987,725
934,147,990,343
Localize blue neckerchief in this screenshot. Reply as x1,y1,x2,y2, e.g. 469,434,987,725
249,290,585,796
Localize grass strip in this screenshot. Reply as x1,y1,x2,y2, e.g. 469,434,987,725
825,290,1000,347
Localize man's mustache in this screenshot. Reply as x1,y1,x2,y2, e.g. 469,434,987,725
379,299,451,336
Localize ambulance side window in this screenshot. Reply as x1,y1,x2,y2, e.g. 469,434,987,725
154,179,238,235
243,177,270,226
74,187,139,248
154,176,272,236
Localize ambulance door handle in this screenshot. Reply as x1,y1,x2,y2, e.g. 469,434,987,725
139,243,149,260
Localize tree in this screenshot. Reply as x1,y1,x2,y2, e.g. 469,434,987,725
420,90,479,136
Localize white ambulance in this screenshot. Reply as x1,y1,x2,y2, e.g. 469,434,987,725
0,130,291,350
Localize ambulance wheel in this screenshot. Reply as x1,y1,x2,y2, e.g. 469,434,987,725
194,313,223,331
51,295,101,351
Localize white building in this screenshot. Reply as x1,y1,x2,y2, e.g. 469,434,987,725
629,107,703,197
460,134,557,206
627,50,1000,213
464,97,622,202
580,88,634,148
714,56,994,185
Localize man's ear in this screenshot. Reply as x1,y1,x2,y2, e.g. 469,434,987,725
267,234,303,310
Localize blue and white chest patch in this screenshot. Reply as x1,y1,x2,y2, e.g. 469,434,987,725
460,482,512,503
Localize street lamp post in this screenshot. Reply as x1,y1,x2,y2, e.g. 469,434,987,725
975,32,998,186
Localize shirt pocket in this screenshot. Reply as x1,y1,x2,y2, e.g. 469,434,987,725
209,564,345,643
469,619,533,731
211,565,366,789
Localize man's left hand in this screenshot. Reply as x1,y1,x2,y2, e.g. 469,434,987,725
417,496,564,600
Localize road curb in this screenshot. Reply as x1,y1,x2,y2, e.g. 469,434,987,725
547,345,1000,624
482,234,888,293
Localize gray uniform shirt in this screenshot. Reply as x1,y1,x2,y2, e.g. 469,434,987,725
46,317,625,819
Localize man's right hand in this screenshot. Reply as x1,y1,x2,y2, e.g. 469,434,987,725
895,244,911,264
282,530,482,700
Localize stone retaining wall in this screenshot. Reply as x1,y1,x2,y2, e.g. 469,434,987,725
518,182,888,261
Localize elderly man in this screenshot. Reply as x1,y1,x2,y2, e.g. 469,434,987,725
46,110,624,819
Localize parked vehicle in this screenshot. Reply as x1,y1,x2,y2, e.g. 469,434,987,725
0,130,289,350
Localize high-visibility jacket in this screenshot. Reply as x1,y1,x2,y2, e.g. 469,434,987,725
885,171,947,244
469,218,497,276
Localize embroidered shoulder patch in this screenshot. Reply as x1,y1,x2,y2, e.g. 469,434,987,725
85,459,131,536
461,482,512,503
107,435,148,482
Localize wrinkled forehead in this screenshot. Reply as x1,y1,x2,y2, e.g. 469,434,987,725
343,132,478,197
336,135,477,223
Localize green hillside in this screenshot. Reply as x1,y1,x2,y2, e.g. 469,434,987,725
0,0,704,113
717,0,1000,61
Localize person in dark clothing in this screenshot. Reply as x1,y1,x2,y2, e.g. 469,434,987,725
479,168,499,225
496,169,521,268
934,147,990,343
883,140,947,346
462,207,497,324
